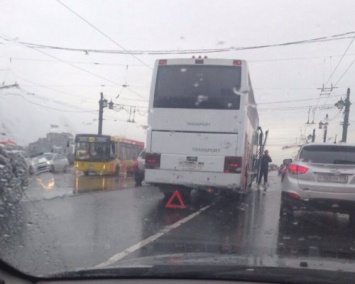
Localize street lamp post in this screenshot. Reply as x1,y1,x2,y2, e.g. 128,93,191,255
341,88,351,142
98,92,108,135
334,88,351,143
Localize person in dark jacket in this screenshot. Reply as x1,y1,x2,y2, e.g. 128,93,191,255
258,150,272,190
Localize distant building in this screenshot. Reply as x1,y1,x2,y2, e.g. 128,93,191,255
27,132,74,158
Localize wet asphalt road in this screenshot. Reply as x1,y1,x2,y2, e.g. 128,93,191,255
0,170,355,275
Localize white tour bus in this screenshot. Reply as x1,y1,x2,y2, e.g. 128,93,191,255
145,57,262,200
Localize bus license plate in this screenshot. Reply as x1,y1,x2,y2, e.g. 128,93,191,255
180,161,203,170
317,174,348,183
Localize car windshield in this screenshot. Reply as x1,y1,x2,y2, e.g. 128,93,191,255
75,142,111,161
1,1,355,283
43,153,54,160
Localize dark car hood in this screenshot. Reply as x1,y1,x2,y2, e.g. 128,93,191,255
50,253,355,284
113,252,355,271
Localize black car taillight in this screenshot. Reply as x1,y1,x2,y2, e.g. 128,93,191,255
224,156,242,173
145,153,161,169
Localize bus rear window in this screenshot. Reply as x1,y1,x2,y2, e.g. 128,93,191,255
153,65,241,110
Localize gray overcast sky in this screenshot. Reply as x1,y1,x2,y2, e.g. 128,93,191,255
1,0,355,163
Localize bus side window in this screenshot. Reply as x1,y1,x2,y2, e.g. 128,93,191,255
119,142,126,160
90,143,97,156
111,142,116,157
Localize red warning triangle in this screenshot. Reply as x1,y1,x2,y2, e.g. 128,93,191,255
165,190,186,209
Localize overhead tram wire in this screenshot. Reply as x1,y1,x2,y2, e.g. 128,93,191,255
257,95,342,105
334,57,355,86
9,53,355,67
10,57,150,67
312,58,328,115
324,37,355,87
314,36,355,120
1,88,146,114
8,69,95,101
0,33,148,102
55,0,152,70
3,30,355,56
9,69,148,106
0,92,97,113
1,81,98,112
258,104,334,111
312,59,330,120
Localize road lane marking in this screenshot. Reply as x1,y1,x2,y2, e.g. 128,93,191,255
94,204,211,268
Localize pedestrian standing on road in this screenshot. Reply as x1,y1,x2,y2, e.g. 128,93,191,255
258,150,272,191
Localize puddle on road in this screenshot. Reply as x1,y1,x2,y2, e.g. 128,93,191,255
73,174,135,194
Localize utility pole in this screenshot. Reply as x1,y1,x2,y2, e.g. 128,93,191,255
341,88,351,142
319,114,328,143
312,129,316,142
317,83,338,96
98,92,108,135
323,114,328,143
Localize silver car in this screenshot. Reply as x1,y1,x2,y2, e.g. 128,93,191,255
280,143,355,225
43,153,70,173
30,156,51,174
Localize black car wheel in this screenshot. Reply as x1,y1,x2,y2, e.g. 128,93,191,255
134,170,144,186
279,200,294,222
349,212,355,230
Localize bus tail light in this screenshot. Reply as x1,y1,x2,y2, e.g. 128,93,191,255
233,60,242,66
224,156,242,173
159,59,167,65
146,153,161,169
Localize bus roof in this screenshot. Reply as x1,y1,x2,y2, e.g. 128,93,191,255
155,58,247,67
75,134,144,147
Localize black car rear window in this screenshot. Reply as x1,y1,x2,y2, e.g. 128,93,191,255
299,145,355,164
